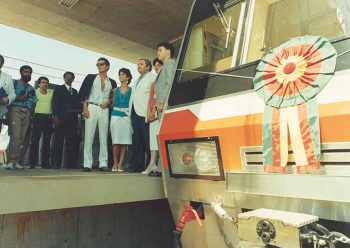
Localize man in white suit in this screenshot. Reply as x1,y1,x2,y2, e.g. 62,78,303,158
128,59,156,172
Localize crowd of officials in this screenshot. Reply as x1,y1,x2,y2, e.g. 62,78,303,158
0,41,176,176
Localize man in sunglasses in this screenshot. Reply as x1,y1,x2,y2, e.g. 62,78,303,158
78,58,117,172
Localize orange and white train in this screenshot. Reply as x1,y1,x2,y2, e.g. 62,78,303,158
159,0,350,247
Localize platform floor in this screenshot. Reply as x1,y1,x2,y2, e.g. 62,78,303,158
0,166,165,215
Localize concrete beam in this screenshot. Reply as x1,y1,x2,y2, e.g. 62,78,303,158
0,0,192,63
0,170,165,214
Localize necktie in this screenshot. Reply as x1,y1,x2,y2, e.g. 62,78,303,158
69,86,73,95
135,77,141,88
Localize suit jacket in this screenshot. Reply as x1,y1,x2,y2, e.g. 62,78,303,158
52,84,79,119
0,71,15,118
77,74,117,108
130,71,156,117
155,59,176,104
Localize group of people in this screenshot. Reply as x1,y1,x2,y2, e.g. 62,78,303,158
0,41,176,176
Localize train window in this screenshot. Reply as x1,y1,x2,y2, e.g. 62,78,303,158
243,0,350,64
179,1,246,83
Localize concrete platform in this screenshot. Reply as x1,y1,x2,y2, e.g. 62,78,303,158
0,166,165,215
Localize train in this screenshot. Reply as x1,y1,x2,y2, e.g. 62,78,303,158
160,0,350,247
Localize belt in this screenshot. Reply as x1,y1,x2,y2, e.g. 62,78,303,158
113,107,129,112
88,101,100,106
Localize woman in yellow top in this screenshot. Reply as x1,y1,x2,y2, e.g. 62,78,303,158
29,77,53,169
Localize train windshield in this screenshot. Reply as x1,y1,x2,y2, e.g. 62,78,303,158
244,0,350,64
178,0,350,83
180,1,246,83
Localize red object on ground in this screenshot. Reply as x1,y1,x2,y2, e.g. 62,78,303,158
175,205,203,232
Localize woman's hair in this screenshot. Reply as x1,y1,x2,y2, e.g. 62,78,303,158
118,68,133,84
153,57,163,66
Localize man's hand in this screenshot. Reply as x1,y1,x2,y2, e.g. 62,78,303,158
82,101,90,119
82,108,90,119
99,101,110,109
53,116,60,126
0,97,9,105
16,94,29,102
157,103,164,113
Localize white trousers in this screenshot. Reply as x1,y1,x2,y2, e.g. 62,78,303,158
84,104,109,168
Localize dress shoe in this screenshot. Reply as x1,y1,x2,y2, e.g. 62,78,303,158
141,164,157,175
99,167,109,172
148,171,162,177
83,167,91,172
6,162,24,170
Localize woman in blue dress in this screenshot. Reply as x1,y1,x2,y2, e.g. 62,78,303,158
110,68,132,172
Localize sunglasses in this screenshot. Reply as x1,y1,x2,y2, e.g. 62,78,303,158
96,63,105,67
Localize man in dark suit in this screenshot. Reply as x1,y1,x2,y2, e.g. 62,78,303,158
78,58,117,172
51,71,79,169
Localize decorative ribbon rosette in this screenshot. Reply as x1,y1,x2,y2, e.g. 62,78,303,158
253,36,337,173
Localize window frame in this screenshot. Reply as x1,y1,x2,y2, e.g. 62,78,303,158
168,0,350,108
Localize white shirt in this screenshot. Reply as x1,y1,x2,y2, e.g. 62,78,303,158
0,71,15,118
0,71,15,104
88,75,112,104
130,71,156,117
65,84,73,94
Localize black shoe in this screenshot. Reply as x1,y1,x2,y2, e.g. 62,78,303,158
99,167,109,172
148,171,162,177
83,167,91,172
29,165,35,169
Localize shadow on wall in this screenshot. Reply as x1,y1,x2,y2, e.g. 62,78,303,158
1,199,175,248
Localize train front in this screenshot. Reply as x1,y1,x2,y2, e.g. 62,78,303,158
159,0,350,247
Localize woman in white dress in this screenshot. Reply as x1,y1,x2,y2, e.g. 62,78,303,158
110,68,132,172
142,58,163,174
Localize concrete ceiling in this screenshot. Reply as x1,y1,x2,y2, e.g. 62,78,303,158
0,0,193,63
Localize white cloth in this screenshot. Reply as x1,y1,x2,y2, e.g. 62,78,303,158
88,75,112,104
0,71,15,118
65,84,73,95
130,71,156,117
0,125,10,151
84,104,109,168
110,115,132,145
149,119,160,150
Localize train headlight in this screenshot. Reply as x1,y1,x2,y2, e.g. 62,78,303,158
165,137,224,180
194,148,215,171
181,152,194,166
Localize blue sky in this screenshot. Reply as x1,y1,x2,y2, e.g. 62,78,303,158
0,24,139,89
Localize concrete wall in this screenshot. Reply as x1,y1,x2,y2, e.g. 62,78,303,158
0,200,175,248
